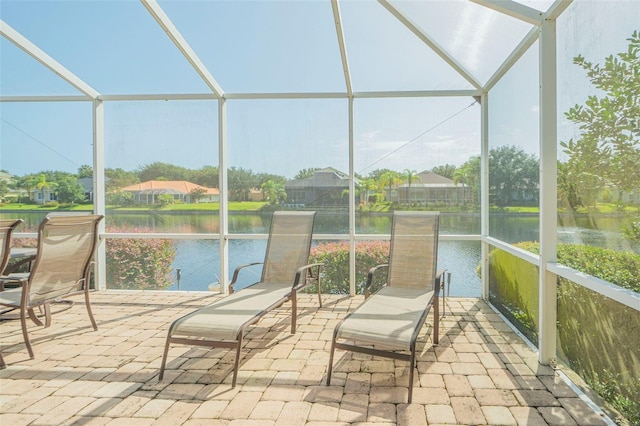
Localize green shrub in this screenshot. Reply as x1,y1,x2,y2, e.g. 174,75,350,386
622,219,640,244
105,226,176,290
309,240,389,294
488,242,640,424
512,241,640,292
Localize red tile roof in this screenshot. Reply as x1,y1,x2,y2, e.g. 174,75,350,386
122,180,219,195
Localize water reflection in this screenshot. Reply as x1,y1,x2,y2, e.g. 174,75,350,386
4,210,637,295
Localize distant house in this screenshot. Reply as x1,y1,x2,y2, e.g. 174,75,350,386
391,171,475,206
609,187,640,205
32,188,56,204
121,180,219,204
284,167,360,207
78,177,112,201
248,188,265,202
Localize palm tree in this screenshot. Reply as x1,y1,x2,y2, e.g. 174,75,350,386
359,178,376,206
379,171,401,203
17,175,40,202
36,174,54,203
453,156,480,205
261,180,287,205
402,169,422,204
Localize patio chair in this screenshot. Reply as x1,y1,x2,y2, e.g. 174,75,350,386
0,214,104,364
0,219,23,276
159,211,322,387
326,211,444,403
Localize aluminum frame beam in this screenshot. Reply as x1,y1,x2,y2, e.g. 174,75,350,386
538,18,559,365
378,0,483,91
485,26,539,91
470,0,543,26
545,0,574,20
141,0,225,99
332,0,353,97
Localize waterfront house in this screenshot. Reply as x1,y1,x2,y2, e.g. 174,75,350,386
392,171,475,206
121,180,219,204
284,167,360,207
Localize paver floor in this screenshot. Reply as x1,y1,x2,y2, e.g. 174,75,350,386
0,291,610,425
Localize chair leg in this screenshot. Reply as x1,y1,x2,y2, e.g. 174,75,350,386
84,288,98,330
27,308,44,327
326,339,336,385
433,297,439,345
159,336,172,381
291,291,297,334
317,274,323,308
20,308,34,359
408,351,416,404
232,335,243,388
43,303,52,328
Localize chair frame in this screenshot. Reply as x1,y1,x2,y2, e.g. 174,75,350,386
0,218,24,368
159,211,322,387
0,214,103,366
0,219,23,276
326,211,444,403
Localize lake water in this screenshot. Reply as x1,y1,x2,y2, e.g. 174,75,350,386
4,210,636,297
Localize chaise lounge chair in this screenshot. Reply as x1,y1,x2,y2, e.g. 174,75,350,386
159,211,322,387
326,211,444,403
0,214,103,366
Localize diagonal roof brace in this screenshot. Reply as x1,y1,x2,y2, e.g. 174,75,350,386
141,0,224,99
331,0,353,97
470,0,543,26
0,20,100,100
485,25,539,91
545,0,574,21
378,0,483,91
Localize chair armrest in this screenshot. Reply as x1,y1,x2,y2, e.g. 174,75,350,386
293,263,323,291
365,264,388,299
434,269,447,295
229,262,263,293
2,255,35,275
0,275,28,291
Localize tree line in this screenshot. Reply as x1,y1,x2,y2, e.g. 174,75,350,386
1,145,541,207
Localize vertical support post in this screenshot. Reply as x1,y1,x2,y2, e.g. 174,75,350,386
480,93,490,300
538,18,558,365
93,99,107,291
348,97,356,296
218,98,229,293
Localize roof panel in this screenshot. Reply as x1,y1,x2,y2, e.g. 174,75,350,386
0,37,80,96
341,1,475,91
391,0,536,86
0,0,210,95
158,0,346,93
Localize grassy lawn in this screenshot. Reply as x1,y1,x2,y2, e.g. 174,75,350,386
0,202,269,212
490,206,540,213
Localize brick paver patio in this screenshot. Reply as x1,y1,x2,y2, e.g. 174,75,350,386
1,291,611,425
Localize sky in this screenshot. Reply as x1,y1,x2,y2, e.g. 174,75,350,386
1,0,638,180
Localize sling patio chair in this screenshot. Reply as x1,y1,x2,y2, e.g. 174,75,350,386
159,211,322,387
0,214,103,366
326,211,445,403
0,218,23,368
0,219,23,276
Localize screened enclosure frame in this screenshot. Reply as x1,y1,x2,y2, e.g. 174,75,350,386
2,0,638,370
